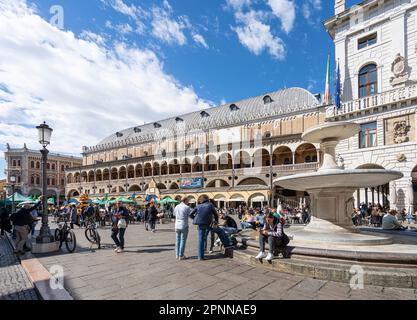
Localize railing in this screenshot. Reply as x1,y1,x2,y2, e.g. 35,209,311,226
66,162,319,189
326,84,417,117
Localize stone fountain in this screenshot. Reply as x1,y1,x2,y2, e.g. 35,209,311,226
232,122,417,287
274,121,403,245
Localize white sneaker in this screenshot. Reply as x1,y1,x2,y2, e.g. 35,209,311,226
265,253,274,261
114,247,120,252
255,252,266,259
116,248,123,253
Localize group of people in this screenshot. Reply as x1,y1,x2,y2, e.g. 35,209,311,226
351,202,416,230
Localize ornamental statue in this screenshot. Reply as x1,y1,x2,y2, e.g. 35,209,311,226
393,121,410,144
390,53,409,86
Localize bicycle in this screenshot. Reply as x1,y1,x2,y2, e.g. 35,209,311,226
84,216,101,249
54,214,77,253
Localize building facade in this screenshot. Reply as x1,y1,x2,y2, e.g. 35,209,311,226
66,88,326,207
0,179,6,201
4,144,82,204
325,0,417,211
65,0,417,212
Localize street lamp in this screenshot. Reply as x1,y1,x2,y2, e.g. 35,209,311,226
9,175,16,215
36,121,55,244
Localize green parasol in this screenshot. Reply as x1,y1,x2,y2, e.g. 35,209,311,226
157,197,180,205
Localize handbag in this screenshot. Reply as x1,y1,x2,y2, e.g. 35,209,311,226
117,218,127,229
282,232,290,246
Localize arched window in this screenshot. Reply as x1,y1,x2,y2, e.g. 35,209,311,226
36,162,40,169
52,163,56,170
12,160,16,167
31,176,35,184
52,178,55,186
61,165,65,171
359,64,377,98
263,95,273,104
31,161,35,169
47,163,50,170
36,177,40,185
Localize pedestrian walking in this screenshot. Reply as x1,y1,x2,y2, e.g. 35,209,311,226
111,201,129,253
174,197,192,260
148,202,158,233
10,197,43,256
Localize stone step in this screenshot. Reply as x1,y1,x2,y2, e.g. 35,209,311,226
226,246,417,289
235,235,417,265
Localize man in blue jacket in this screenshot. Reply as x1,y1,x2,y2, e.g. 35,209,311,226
191,195,231,260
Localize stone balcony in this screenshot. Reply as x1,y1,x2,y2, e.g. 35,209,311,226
66,162,319,192
326,84,417,119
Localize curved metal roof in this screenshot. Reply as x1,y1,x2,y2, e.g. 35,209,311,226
94,87,320,150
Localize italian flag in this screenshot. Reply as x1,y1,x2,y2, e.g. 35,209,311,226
324,55,331,105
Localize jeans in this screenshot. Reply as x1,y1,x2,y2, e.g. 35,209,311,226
259,234,282,254
31,222,37,236
175,228,189,258
111,227,126,249
211,226,231,247
241,221,255,229
197,225,209,260
149,219,156,231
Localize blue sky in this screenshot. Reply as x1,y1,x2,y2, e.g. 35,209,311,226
0,0,362,178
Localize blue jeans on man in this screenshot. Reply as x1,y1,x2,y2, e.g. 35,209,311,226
111,227,126,249
175,227,189,258
197,225,209,260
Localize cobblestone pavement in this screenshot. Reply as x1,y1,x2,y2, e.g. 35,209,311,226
0,236,39,300
33,220,417,300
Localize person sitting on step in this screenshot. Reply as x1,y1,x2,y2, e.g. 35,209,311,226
255,212,284,261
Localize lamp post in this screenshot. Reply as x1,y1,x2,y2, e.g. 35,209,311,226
35,122,55,244
9,175,16,215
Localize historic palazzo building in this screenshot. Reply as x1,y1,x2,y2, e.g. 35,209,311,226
4,144,82,203
64,0,417,211
66,88,325,207
325,0,417,211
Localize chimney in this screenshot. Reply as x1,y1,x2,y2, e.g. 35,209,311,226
335,0,345,15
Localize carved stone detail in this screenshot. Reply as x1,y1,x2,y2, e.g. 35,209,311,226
393,121,410,144
390,53,409,86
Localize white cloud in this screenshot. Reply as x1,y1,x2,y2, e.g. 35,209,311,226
151,0,188,46
192,33,209,49
105,20,134,35
302,0,322,22
233,10,285,60
226,0,252,11
104,0,147,34
80,31,107,46
0,0,211,157
267,0,296,34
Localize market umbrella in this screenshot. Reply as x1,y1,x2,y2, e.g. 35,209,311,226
17,200,37,207
158,197,180,205
47,197,55,205
4,192,32,204
115,196,134,204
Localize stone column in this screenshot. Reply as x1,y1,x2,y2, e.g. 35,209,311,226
407,177,414,214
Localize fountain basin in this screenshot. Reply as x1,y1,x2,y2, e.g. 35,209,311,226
275,169,403,191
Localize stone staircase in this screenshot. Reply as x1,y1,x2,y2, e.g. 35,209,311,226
223,231,417,289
